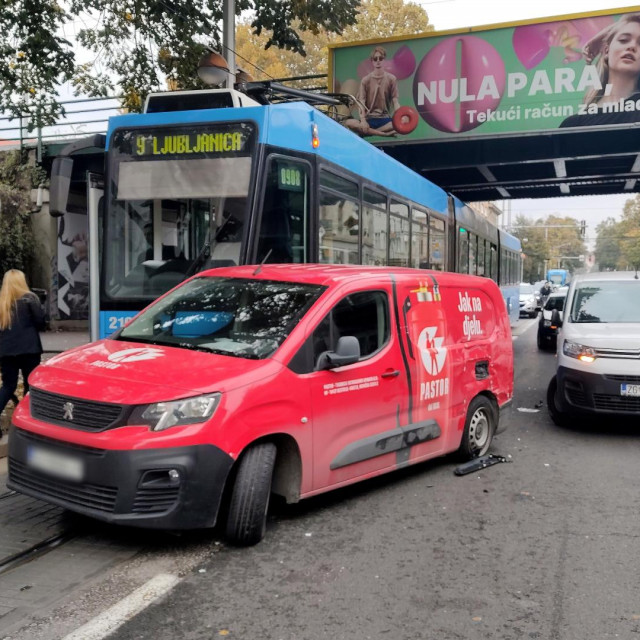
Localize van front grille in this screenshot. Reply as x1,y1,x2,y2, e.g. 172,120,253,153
132,487,180,514
593,394,640,413
30,388,124,431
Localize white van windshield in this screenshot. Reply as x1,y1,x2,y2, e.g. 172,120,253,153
570,281,640,323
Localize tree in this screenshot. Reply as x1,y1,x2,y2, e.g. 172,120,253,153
0,151,42,276
235,0,432,83
510,215,548,282
0,0,360,127
618,195,640,270
594,218,621,271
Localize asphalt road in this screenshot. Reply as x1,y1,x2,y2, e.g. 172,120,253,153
104,318,640,640
6,318,640,640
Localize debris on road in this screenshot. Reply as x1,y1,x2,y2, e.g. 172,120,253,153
454,454,511,476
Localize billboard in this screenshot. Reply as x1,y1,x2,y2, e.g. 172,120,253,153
329,7,640,141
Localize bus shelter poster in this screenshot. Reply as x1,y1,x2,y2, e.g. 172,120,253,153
329,8,640,141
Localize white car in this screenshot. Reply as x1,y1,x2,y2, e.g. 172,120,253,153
519,283,538,318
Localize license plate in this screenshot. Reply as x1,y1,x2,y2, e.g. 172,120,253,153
621,383,640,397
27,446,84,482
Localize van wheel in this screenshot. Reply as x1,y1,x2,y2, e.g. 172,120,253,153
457,396,496,461
547,376,568,427
225,442,277,546
537,332,544,350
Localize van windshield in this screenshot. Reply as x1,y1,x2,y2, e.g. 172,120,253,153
115,277,325,359
570,281,640,323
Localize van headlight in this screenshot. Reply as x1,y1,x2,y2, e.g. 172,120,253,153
563,340,596,363
130,393,221,431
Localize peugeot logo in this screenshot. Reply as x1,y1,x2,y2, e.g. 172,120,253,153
62,402,74,421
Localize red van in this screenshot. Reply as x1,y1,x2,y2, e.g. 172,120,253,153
8,265,513,545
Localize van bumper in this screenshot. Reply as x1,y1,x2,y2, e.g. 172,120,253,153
7,426,234,530
556,366,640,417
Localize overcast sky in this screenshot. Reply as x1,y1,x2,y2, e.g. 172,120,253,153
418,0,639,240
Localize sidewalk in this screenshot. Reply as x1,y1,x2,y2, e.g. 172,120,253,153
0,329,91,463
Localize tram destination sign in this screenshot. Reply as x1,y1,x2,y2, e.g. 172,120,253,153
113,123,255,158
329,7,640,141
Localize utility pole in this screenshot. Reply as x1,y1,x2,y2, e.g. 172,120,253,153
223,0,236,87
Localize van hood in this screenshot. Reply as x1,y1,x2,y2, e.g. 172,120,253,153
564,323,640,350
31,340,281,404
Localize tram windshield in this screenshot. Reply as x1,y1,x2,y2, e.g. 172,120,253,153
104,122,256,301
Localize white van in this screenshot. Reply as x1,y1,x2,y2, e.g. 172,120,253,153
547,271,640,425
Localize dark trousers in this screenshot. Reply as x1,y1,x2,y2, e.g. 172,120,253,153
0,353,41,414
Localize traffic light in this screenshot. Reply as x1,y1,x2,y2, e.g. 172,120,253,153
580,220,586,237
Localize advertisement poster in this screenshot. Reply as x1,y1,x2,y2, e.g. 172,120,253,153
330,8,640,141
57,212,89,320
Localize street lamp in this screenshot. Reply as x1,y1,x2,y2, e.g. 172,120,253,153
197,51,230,87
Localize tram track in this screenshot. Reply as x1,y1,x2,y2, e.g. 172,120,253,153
0,527,78,576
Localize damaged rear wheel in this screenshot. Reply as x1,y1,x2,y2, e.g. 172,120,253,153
457,396,496,461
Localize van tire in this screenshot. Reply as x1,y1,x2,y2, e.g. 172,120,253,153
457,396,496,461
225,442,277,546
547,376,568,427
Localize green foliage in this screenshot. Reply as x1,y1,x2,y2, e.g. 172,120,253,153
593,196,640,270
1,0,360,124
236,0,431,81
0,151,37,275
511,213,586,281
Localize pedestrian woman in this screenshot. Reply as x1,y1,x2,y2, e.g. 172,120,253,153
0,269,46,418
561,13,640,127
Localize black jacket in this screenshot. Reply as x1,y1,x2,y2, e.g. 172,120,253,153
0,293,46,357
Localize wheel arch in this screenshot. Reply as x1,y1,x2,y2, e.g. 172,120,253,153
231,433,303,504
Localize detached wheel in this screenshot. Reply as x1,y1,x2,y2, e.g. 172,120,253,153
457,396,496,461
547,376,568,427
226,442,277,546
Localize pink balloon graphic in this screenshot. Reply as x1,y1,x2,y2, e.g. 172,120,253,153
357,45,417,80
412,35,506,133
512,24,553,69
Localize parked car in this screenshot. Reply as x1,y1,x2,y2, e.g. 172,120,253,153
547,271,640,426
8,265,514,545
537,290,567,350
519,283,538,318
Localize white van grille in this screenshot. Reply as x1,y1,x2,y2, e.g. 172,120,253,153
593,347,640,360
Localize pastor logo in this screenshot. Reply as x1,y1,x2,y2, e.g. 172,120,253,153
62,401,74,421
417,327,447,376
107,348,165,363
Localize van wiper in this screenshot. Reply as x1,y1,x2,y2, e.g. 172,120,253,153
113,336,161,345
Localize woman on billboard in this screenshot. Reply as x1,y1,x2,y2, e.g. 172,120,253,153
561,13,640,127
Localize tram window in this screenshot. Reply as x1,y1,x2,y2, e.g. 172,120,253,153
458,227,469,274
469,233,477,276
477,238,486,276
319,190,360,265
362,200,387,266
320,170,359,200
389,214,410,267
489,244,498,281
257,158,310,263
388,201,409,267
363,188,386,209
430,218,445,271
410,208,429,269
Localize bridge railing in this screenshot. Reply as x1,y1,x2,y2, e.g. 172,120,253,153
0,74,329,158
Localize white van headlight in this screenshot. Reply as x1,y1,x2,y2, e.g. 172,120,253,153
563,340,596,363
130,393,221,431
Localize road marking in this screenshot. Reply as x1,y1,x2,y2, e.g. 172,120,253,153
62,573,180,640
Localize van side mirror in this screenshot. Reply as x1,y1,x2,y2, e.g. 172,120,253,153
49,157,73,217
316,336,361,370
550,309,563,328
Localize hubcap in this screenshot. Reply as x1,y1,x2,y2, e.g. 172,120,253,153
468,408,490,453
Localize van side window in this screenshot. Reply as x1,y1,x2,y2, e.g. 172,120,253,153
288,291,390,374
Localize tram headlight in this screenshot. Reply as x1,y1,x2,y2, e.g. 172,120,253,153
562,340,596,363
130,393,221,431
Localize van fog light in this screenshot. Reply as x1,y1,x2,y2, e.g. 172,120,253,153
168,469,180,481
